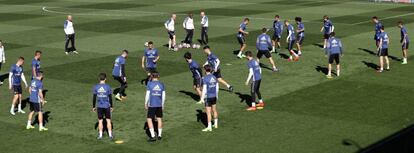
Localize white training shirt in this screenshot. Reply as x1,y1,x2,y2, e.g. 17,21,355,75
183,17,194,30
201,15,208,27
0,46,5,63
64,20,75,35
164,18,175,31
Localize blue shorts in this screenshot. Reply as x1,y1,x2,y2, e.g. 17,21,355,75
403,42,409,50
272,33,281,41
237,36,246,45
297,36,304,45
288,40,296,51
168,31,175,39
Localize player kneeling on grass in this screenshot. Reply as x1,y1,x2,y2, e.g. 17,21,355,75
183,52,203,103
145,72,165,142
9,57,28,115
199,65,219,132
325,32,343,79
26,71,48,131
377,26,390,73
245,51,264,111
256,28,278,72
397,21,409,65
92,73,114,140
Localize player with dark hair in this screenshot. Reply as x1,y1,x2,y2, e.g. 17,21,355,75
145,72,165,141
183,52,203,103
142,41,159,85
92,73,113,140
320,15,334,49
285,20,299,61
31,50,42,80
9,57,28,115
112,50,128,101
372,16,383,48
256,28,278,72
398,21,409,64
236,18,250,59
295,17,305,56
200,65,219,132
244,51,264,111
27,71,48,131
271,15,283,53
377,25,390,73
203,45,233,92
325,32,343,79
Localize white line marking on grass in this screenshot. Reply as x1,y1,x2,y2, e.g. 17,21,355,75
351,12,414,25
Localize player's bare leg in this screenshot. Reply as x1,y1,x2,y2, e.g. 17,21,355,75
268,58,278,72
238,44,246,58
378,56,384,72
212,105,218,129
336,64,340,76
147,118,156,141
157,117,163,139
10,94,19,115
97,119,103,139
385,56,390,70
17,94,24,113
202,106,212,132
217,78,233,92
296,42,302,55
327,64,332,78
194,86,202,100
271,40,276,53
38,112,48,131
106,119,113,139
26,111,35,129
402,49,408,64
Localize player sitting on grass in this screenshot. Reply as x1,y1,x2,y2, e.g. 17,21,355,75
9,57,28,115
325,32,343,79
112,50,128,101
183,52,203,103
295,17,305,56
200,65,219,132
92,73,114,140
285,20,299,61
320,15,334,49
26,71,48,131
256,28,278,72
271,15,283,53
377,26,390,73
245,51,264,111
141,41,159,85
145,72,165,142
236,18,250,59
203,46,234,92
398,21,409,65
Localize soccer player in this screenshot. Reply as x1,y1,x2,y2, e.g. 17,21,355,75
199,65,219,132
320,15,334,49
203,46,233,92
236,18,250,59
295,17,305,56
285,20,299,61
183,52,203,103
200,11,209,45
0,40,5,85
271,15,283,53
377,26,390,73
256,28,278,72
164,14,176,51
372,16,383,48
141,41,159,85
325,32,343,79
26,71,48,131
398,21,409,64
112,50,128,101
31,50,41,80
9,57,28,115
64,15,78,55
92,73,114,140
244,51,264,111
183,13,195,45
145,72,165,141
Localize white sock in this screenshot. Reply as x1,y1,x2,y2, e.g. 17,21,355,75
158,129,162,137
27,120,31,126
149,128,155,137
272,46,275,51
252,102,256,107
238,51,242,56
108,130,113,137
39,123,43,128
168,40,171,49
259,99,263,103
207,122,212,129
291,51,298,57
214,119,218,126
226,84,230,88
289,56,293,60
10,105,14,112
18,104,22,111
99,131,103,137
337,70,340,76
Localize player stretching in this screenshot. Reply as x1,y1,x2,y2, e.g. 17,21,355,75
141,41,159,85
320,15,334,49
398,21,409,64
9,57,28,115
285,20,299,61
325,32,343,79
200,65,219,132
377,26,390,73
92,73,114,140
27,71,48,131
203,46,234,92
271,15,283,53
183,52,203,103
145,72,165,141
372,16,383,48
256,28,278,72
295,17,305,56
31,50,41,80
244,51,264,111
236,18,250,59
112,50,128,101
164,14,176,51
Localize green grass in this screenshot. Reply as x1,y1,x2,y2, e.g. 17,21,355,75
0,0,414,153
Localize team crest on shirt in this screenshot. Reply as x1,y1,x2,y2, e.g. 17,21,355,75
153,85,161,91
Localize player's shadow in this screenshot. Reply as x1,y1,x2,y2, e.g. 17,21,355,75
162,44,169,48
313,43,324,48
32,111,51,126
179,90,199,101
113,88,127,97
259,63,273,71
315,66,329,75
143,118,158,138
94,119,114,134
232,50,240,55
196,109,208,127
362,61,379,70
0,73,8,83
358,48,377,56
20,98,30,110
235,92,252,107
278,52,290,59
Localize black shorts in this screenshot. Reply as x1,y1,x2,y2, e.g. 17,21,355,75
324,34,330,39
145,67,157,73
297,36,304,45
13,85,22,94
257,50,272,59
29,102,41,112
213,69,222,78
272,34,281,41
193,77,202,88
113,76,127,84
147,107,163,118
378,48,389,56
97,107,111,120
403,42,409,50
251,79,261,94
328,54,340,64
237,36,246,45
0,62,2,70
168,31,175,40
205,97,217,107
288,40,296,51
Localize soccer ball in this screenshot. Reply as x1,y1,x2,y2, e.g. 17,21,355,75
173,47,179,52
195,44,201,49
177,44,183,49
144,41,149,47
192,44,197,49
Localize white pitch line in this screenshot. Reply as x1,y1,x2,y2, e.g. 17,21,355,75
351,12,414,25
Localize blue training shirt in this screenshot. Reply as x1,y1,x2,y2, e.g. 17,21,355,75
256,33,272,51
202,74,218,98
273,20,283,36
189,60,202,79
323,20,333,34
380,32,389,49
31,58,40,78
10,65,23,86
93,83,112,108
375,22,383,39
401,26,409,43
207,53,220,71
248,59,261,81
238,22,247,37
112,56,125,77
297,22,305,37
287,24,296,41
147,81,165,107
326,37,343,55
144,48,159,68
29,79,43,103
